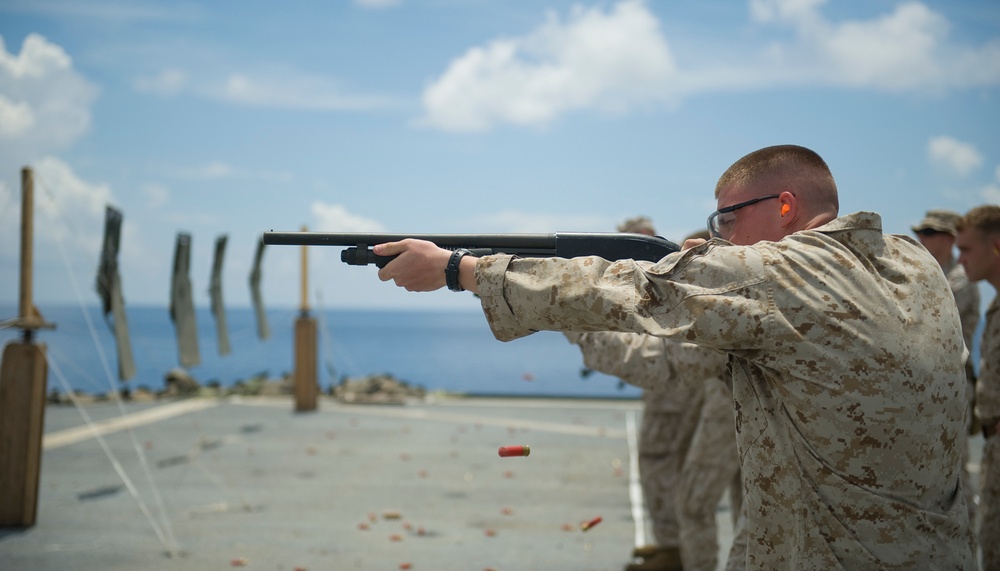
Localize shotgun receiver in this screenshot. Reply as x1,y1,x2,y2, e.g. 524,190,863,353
261,231,680,268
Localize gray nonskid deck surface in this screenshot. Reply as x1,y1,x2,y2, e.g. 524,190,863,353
0,396,740,571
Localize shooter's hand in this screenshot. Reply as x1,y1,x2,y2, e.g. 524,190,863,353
375,239,452,292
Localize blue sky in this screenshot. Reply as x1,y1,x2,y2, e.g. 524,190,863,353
1,0,998,312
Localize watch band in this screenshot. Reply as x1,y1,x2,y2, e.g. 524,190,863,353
445,249,472,292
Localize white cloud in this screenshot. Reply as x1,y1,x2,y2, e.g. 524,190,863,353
419,0,1000,131
0,35,105,263
816,3,949,90
0,33,98,157
354,0,400,8
982,184,1000,204
25,156,113,255
2,0,205,25
984,166,1000,204
928,136,983,176
215,70,397,111
0,32,72,78
419,0,676,131
132,60,401,111
0,94,34,137
746,0,1000,92
311,202,386,232
141,182,169,209
133,63,399,112
191,160,234,179
162,160,293,184
133,68,188,96
749,0,825,25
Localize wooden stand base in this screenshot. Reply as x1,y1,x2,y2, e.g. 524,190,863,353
294,317,318,412
0,341,48,527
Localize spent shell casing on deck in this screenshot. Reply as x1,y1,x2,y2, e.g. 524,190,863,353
498,445,530,457
580,516,602,531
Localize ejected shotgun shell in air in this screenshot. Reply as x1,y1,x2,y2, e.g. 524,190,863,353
498,445,530,457
580,516,602,531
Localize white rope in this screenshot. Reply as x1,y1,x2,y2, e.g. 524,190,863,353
46,344,111,396
315,289,362,380
46,355,172,551
34,173,181,556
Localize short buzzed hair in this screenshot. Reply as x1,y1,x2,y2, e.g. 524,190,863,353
957,205,1000,235
715,145,839,213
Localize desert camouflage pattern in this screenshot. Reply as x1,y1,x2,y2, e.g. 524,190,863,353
676,373,740,571
724,504,748,571
946,260,981,351
563,330,700,550
476,212,975,570
976,296,1000,569
565,332,739,570
639,388,702,551
943,259,980,526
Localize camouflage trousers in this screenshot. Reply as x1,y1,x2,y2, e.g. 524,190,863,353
639,388,704,549
981,435,1000,570
963,379,977,528
676,376,741,571
725,504,748,571
639,377,740,571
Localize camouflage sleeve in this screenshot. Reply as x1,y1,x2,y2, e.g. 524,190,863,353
949,269,981,350
477,253,637,341
975,299,1000,423
563,331,675,390
476,243,771,355
668,340,729,381
563,331,727,391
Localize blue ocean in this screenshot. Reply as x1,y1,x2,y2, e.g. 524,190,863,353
0,304,641,399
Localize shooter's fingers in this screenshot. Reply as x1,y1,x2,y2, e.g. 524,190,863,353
376,239,450,292
375,240,406,284
374,240,409,257
372,240,407,285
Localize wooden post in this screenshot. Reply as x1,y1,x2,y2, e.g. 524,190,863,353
18,168,34,324
0,344,48,527
0,166,55,528
293,225,318,412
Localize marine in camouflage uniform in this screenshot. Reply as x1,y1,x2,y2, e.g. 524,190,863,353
956,206,1000,570
475,210,974,569
374,145,976,570
975,296,1000,569
976,297,1000,568
912,209,981,526
565,331,739,571
913,209,983,360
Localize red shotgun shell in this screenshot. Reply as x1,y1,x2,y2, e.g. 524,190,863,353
498,445,530,457
580,516,602,531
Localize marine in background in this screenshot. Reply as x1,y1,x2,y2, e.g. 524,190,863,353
912,209,981,527
565,219,742,571
956,205,1000,569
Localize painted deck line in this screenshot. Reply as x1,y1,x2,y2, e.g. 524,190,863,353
42,398,221,450
232,395,629,439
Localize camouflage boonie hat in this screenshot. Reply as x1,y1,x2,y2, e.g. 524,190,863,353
618,216,655,234
911,209,961,235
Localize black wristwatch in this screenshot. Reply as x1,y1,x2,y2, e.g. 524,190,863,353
445,249,473,292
